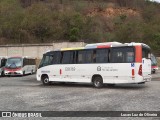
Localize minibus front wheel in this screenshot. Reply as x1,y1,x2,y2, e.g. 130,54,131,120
41,74,51,85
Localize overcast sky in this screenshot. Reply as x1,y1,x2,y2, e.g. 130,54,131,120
151,0,160,3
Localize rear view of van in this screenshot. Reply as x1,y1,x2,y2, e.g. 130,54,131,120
151,54,159,74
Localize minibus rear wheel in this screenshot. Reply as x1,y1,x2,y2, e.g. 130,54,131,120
92,76,103,88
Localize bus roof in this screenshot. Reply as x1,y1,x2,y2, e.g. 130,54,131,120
44,42,150,55
61,47,84,51
86,42,150,49
85,42,122,49
7,56,36,59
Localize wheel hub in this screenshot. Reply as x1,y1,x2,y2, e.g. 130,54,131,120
44,78,49,83
95,80,100,86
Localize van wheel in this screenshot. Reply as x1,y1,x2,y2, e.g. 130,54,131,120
42,75,51,85
92,76,103,88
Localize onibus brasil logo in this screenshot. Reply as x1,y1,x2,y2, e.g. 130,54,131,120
1,112,42,117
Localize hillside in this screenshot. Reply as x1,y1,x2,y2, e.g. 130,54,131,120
0,0,160,54
87,7,140,17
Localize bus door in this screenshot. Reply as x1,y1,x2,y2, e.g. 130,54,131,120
142,47,151,77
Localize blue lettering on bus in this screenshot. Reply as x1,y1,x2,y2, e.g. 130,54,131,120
131,63,135,67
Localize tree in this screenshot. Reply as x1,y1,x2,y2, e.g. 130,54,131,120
113,15,144,43
20,0,32,7
59,11,86,41
60,0,63,4
0,0,24,44
21,3,54,43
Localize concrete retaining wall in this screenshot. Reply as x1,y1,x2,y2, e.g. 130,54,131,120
0,42,85,59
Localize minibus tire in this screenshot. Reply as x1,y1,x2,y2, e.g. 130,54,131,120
93,76,103,88
42,75,51,85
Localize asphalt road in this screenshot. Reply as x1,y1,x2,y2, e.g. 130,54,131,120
0,72,160,119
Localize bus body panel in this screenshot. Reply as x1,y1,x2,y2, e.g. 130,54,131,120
0,68,3,76
0,58,7,76
142,58,151,76
37,63,150,84
0,66,6,76
22,65,36,74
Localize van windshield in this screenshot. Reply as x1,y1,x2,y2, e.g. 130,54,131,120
5,58,22,68
151,54,157,66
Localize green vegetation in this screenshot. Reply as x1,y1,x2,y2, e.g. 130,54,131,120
0,0,160,54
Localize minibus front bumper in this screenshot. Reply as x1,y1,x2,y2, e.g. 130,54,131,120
4,70,23,76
